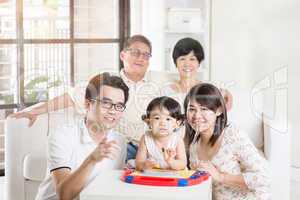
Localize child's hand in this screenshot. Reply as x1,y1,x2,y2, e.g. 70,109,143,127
163,148,176,165
143,159,158,170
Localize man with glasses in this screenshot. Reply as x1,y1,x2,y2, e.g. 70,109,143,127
12,35,164,162
35,73,129,200
90,98,126,113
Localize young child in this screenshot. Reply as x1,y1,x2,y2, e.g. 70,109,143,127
135,96,187,171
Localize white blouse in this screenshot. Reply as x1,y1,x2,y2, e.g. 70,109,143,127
189,124,271,200
144,132,181,169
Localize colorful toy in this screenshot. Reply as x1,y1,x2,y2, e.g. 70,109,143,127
121,168,209,187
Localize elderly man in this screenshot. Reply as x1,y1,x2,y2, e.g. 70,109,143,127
12,35,160,161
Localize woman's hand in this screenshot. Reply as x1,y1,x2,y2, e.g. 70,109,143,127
9,111,38,127
192,160,223,183
89,138,120,163
190,161,199,170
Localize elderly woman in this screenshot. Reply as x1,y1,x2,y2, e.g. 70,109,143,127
184,83,270,200
161,37,232,111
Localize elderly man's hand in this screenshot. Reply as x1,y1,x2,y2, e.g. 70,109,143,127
220,88,233,111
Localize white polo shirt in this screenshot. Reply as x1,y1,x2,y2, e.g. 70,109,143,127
68,70,173,145
35,119,126,200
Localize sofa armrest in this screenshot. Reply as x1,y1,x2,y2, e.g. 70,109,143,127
5,116,49,200
263,117,290,200
23,154,47,181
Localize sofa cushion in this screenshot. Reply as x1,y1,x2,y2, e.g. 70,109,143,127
23,154,47,181
24,180,42,200
229,87,264,150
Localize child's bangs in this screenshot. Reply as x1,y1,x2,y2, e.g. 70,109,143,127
157,103,180,119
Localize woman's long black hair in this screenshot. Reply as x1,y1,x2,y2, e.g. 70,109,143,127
184,83,228,147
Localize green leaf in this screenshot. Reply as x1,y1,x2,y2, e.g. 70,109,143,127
24,75,63,102
25,76,49,90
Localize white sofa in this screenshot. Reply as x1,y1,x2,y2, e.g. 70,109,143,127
5,72,290,200
5,107,79,200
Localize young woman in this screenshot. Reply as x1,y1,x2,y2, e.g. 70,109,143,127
184,83,270,200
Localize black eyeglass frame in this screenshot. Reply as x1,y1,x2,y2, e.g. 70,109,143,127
90,98,126,112
125,48,152,60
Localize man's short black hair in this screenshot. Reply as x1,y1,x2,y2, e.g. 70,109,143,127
85,72,129,104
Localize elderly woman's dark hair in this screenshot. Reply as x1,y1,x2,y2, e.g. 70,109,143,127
142,96,185,123
184,83,227,147
85,72,129,104
172,37,205,66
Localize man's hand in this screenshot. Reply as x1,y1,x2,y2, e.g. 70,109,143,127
89,138,120,162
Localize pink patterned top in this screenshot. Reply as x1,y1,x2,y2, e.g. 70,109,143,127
189,124,271,200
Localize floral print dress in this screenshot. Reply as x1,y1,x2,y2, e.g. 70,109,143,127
189,124,271,200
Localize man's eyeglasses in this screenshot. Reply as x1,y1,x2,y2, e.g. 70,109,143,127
125,48,152,60
90,99,126,112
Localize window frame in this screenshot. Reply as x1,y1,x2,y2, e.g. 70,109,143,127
0,0,130,175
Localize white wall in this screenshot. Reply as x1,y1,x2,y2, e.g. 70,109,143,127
74,0,119,83
131,0,210,73
131,0,300,172
132,0,300,172
140,0,165,71
210,0,300,179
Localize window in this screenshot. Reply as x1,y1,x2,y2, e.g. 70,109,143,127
0,0,130,175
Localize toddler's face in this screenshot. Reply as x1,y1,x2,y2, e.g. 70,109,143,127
148,107,180,138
